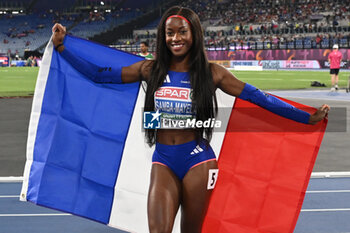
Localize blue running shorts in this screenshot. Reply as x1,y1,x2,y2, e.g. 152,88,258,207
152,139,216,180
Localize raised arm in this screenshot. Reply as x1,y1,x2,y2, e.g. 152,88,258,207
211,63,329,125
121,59,152,83
52,23,151,83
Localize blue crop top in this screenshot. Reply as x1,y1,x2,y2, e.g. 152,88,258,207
154,71,195,127
153,71,311,128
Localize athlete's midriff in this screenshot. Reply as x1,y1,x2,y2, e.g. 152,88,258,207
156,128,196,145
154,71,197,145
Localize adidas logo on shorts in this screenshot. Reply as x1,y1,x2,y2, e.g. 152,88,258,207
190,145,204,155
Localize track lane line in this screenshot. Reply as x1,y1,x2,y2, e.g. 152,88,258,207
0,213,71,217
301,208,350,212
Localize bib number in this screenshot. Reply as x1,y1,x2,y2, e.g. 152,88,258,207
207,169,219,190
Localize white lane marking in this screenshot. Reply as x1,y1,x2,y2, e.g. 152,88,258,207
311,172,350,178
2,190,347,198
0,177,23,182
5,171,349,181
307,190,350,193
0,213,71,217
301,208,350,212
0,195,20,198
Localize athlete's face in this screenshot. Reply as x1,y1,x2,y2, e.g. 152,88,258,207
140,43,148,53
165,17,193,58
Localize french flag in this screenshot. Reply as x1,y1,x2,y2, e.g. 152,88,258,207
20,36,327,233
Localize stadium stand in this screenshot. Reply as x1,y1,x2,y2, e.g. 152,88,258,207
0,0,165,58
0,0,349,59
0,12,75,57
113,0,350,51
72,10,142,38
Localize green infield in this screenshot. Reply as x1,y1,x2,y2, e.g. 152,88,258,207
0,67,39,97
232,70,350,90
0,67,349,97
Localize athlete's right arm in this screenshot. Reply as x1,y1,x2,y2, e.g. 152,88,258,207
52,23,151,83
121,60,152,83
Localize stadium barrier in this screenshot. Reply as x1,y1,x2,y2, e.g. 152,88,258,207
231,66,263,71
110,47,349,68
209,60,231,68
0,55,9,67
10,60,26,67
211,60,321,70
206,49,349,68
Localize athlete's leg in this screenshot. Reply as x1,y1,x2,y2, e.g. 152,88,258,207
331,73,336,91
180,160,218,233
148,164,181,233
331,74,336,86
335,74,339,89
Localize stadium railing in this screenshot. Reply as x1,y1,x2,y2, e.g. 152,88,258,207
112,38,350,52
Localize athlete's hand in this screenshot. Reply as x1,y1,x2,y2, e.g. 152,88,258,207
52,23,66,51
308,104,330,125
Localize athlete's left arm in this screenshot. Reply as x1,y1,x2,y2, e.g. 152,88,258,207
211,63,329,125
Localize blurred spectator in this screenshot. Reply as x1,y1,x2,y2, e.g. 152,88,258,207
137,41,154,60
26,56,35,67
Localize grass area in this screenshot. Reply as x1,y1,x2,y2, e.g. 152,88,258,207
0,67,39,97
232,70,350,90
0,67,349,97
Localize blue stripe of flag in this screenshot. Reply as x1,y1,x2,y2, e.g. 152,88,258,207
27,36,144,223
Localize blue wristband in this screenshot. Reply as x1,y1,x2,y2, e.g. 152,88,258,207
238,83,310,124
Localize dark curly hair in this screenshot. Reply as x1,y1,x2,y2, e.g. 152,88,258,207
144,6,218,146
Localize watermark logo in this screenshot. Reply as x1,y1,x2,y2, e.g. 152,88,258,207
162,118,222,129
143,110,222,129
142,107,347,132
143,110,161,129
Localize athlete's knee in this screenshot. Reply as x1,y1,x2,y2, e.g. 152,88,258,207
181,218,203,233
149,218,173,233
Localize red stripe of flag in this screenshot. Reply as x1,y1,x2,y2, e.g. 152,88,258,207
203,96,327,233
